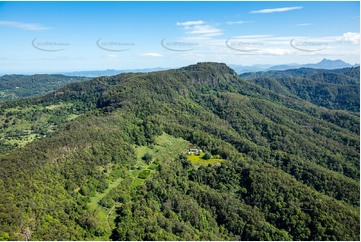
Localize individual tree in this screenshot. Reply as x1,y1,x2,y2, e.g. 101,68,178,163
202,153,212,160
142,152,153,164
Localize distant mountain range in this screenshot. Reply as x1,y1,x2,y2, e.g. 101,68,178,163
230,59,359,74
60,67,169,77
57,59,359,77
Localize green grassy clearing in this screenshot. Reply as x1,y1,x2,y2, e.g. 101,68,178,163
127,132,189,190
45,102,73,110
67,114,80,121
134,132,189,165
88,177,123,211
138,169,151,179
188,152,225,166
4,133,37,147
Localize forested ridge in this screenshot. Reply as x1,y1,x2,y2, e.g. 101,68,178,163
240,67,360,112
0,74,89,101
0,63,359,240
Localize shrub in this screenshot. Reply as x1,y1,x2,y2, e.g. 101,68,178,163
202,153,212,160
142,153,153,164
138,169,151,179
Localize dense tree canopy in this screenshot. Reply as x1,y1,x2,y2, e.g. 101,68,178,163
240,67,360,112
0,63,359,240
0,74,89,101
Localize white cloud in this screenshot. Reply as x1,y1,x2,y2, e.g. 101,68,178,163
250,6,303,14
176,20,205,26
339,32,360,44
226,21,254,25
184,33,359,59
0,20,51,30
165,34,356,64
140,52,163,57
188,25,221,36
177,20,222,40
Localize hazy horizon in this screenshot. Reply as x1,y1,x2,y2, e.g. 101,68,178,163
0,57,359,75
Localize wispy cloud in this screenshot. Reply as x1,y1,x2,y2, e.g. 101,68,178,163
0,20,51,30
35,56,83,61
180,32,359,60
232,35,274,39
250,6,303,14
296,23,313,26
105,54,118,58
226,21,254,25
188,25,221,36
176,20,205,26
140,52,163,57
258,48,293,55
177,20,222,40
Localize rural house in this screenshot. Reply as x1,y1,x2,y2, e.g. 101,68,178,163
188,148,202,155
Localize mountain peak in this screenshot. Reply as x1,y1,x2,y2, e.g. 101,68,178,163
180,62,236,75
319,58,346,64
303,58,352,69
182,62,228,69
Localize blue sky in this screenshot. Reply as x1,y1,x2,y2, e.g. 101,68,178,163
0,1,359,73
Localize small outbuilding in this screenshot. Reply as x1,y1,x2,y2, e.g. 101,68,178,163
188,148,202,155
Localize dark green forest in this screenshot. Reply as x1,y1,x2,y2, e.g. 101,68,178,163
0,63,359,240
240,67,360,112
0,74,89,101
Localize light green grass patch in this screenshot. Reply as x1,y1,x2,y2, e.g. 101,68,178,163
138,169,150,179
148,163,158,170
4,133,37,147
88,177,123,211
134,132,189,164
131,178,144,189
45,102,73,110
188,152,225,166
67,114,80,121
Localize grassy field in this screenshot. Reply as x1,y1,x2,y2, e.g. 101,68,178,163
188,152,225,166
134,132,189,168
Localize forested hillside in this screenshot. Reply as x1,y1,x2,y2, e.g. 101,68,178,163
0,74,89,101
0,63,359,240
240,67,360,112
